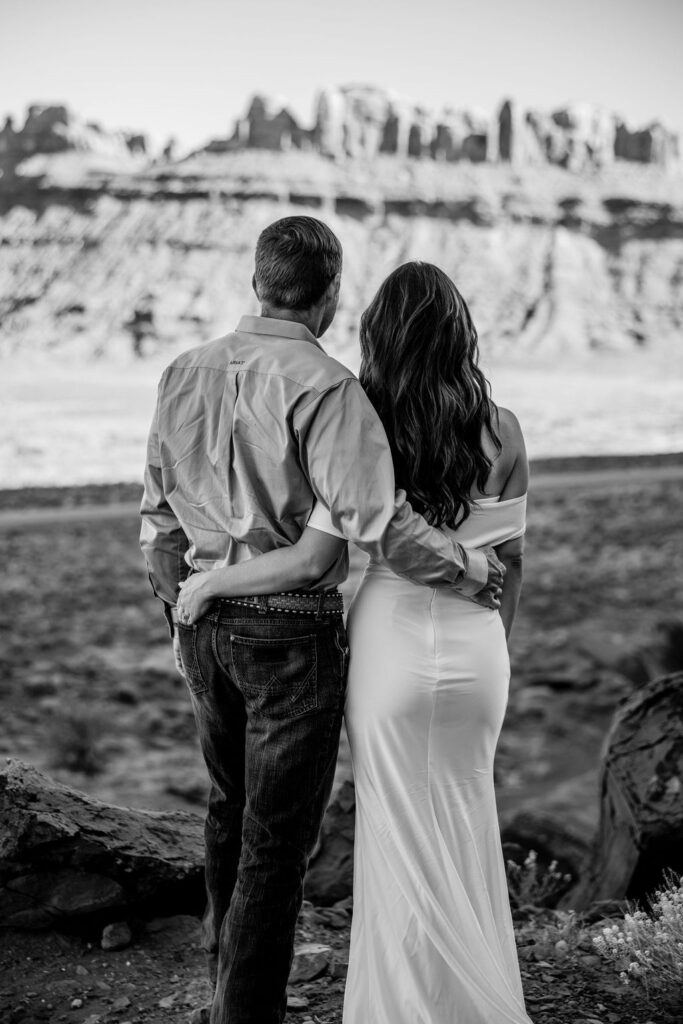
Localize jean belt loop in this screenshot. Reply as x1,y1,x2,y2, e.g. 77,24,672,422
257,596,268,615
315,592,325,621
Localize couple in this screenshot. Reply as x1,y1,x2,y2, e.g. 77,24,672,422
140,215,531,1024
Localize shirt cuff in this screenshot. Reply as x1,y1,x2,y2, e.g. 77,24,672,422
307,501,345,539
455,548,488,597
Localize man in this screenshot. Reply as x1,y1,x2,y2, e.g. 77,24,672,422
140,216,504,1024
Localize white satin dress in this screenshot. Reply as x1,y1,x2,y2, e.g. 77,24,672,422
309,495,531,1024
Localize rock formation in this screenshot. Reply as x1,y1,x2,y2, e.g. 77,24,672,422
204,95,314,155
569,671,683,909
0,88,681,365
0,759,205,928
304,780,355,906
3,159,682,363
615,119,679,165
197,85,677,170
494,99,679,172
1,89,678,175
0,105,148,175
0,760,357,926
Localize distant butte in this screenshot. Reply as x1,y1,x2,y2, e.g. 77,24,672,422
0,85,679,175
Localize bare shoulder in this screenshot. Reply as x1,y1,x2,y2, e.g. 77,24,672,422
493,406,528,498
495,406,525,445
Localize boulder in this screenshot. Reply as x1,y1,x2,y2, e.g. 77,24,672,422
0,759,205,928
569,671,683,909
304,779,355,906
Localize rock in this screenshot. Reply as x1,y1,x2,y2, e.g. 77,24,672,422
0,104,149,176
188,1008,211,1024
158,994,177,1009
569,671,683,909
286,993,310,1011
289,943,332,984
615,121,679,168
329,957,349,979
70,999,83,1009
311,906,350,928
144,914,201,937
304,779,355,905
101,922,132,951
2,148,683,368
0,759,205,928
500,772,597,899
552,102,617,171
239,96,309,152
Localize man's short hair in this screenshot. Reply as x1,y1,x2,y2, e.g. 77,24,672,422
254,216,342,310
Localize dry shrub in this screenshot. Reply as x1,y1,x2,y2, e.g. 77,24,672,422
47,704,108,775
506,849,573,911
593,871,683,1008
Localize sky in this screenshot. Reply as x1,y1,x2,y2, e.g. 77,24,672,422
1,0,682,151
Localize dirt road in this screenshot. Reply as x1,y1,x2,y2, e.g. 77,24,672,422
1,462,681,531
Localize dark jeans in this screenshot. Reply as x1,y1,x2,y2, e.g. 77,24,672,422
177,600,348,1024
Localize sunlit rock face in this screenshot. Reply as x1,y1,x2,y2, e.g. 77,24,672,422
495,99,679,173
0,104,147,173
0,89,681,367
614,120,679,165
1,159,682,365
496,101,618,171
0,89,678,174
198,85,679,171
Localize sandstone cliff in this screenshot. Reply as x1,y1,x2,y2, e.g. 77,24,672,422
0,104,148,178
204,84,678,170
1,146,681,365
1,86,679,177
0,88,682,365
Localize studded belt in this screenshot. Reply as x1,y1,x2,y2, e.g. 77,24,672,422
219,589,344,615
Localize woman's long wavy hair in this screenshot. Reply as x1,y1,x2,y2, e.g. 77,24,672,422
359,261,500,527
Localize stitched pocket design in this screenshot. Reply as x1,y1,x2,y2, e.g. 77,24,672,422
230,633,317,718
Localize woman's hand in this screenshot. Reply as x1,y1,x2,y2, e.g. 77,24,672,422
176,573,217,625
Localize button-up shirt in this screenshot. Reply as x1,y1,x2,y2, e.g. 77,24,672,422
140,315,488,618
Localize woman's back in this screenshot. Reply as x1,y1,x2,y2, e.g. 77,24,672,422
470,405,528,503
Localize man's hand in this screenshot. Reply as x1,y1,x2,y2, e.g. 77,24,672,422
470,546,506,610
172,634,186,679
176,573,216,625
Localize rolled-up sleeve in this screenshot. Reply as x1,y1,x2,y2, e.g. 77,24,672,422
295,379,488,592
139,400,190,623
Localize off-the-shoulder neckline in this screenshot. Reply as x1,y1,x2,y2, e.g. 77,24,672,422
472,494,527,507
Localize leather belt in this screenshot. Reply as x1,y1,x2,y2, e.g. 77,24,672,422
220,590,344,615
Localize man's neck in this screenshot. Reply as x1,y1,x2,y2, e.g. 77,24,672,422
259,304,321,338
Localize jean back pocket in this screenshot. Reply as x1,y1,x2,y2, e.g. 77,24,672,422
230,633,317,718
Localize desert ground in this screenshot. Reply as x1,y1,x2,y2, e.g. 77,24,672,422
0,456,682,1023
2,350,682,489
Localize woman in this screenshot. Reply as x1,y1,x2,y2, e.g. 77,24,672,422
177,262,531,1024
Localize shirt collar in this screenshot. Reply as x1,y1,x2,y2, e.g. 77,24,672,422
236,315,321,348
